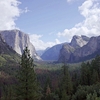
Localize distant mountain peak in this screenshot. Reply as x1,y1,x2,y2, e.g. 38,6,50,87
73,35,80,39
81,35,90,42
58,35,100,63
41,43,64,61
70,35,90,48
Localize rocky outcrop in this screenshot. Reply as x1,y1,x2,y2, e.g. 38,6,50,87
41,35,90,62
69,36,100,62
0,34,16,54
58,36,100,63
70,35,89,48
0,29,41,60
58,44,75,63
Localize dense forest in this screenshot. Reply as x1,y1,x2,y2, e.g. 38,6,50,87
0,47,100,100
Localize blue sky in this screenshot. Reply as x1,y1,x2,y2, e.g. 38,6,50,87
16,0,84,42
0,0,100,50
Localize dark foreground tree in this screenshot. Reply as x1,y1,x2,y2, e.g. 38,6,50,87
16,47,42,100
60,64,73,100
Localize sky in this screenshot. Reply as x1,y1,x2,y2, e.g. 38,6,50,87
0,0,100,50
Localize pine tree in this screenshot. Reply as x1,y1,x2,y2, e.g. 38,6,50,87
59,64,73,100
16,47,41,100
44,76,52,94
60,64,73,96
86,91,99,100
61,90,69,100
46,85,51,96
91,56,100,79
91,69,99,84
80,62,92,85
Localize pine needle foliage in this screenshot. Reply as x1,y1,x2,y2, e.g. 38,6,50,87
16,47,41,100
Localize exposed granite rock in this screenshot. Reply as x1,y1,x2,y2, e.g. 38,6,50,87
58,44,75,63
0,34,16,54
41,35,90,62
69,36,100,62
70,35,89,48
0,29,41,60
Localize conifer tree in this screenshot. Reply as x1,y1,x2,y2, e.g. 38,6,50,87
91,69,99,84
91,56,100,79
60,64,73,98
61,90,69,100
62,65,73,95
44,76,52,94
86,91,99,100
80,62,91,85
16,47,41,100
46,85,51,96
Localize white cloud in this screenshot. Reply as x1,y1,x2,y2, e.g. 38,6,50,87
67,0,79,3
0,0,21,30
58,0,100,41
67,0,72,2
29,34,61,50
55,39,61,44
24,7,30,13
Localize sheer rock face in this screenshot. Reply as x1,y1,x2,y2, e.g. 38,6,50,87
41,35,100,63
58,44,75,63
58,35,90,63
70,35,89,48
69,36,100,62
0,30,41,60
0,34,16,54
59,36,100,63
41,35,90,62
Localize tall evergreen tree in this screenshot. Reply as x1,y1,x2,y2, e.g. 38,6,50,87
91,56,100,79
46,85,51,96
80,62,92,85
91,69,99,84
16,47,41,100
62,65,73,95
44,76,52,94
60,64,73,100
61,90,69,100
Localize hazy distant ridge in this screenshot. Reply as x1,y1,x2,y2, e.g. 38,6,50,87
41,35,100,62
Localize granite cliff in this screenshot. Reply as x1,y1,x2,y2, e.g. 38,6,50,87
0,30,41,60
42,35,90,62
58,36,100,63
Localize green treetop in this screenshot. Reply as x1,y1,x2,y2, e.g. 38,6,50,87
16,47,42,100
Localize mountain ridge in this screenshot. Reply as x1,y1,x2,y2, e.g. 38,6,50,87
41,35,100,63
59,35,100,63
0,29,100,63
41,43,67,61
41,35,90,62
